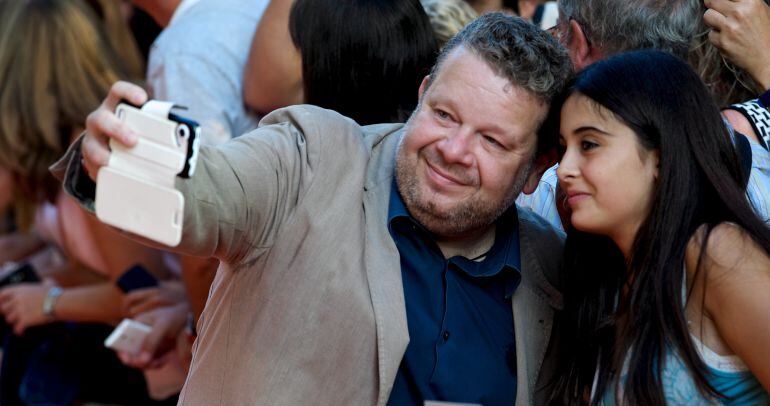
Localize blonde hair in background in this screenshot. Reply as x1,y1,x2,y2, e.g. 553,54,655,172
420,0,479,49
0,0,135,229
90,0,145,79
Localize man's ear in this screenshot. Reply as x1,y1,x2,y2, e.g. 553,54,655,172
418,75,430,100
567,19,593,71
522,148,558,195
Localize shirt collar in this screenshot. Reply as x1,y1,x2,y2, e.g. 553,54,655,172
387,179,522,297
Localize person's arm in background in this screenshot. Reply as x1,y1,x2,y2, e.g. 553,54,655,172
706,0,770,144
0,281,123,335
242,0,303,114
704,0,770,92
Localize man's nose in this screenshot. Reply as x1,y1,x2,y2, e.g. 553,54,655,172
437,127,474,166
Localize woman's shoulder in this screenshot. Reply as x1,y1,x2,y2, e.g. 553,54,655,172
686,222,770,284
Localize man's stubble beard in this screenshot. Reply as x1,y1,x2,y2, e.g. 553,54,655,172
394,117,533,238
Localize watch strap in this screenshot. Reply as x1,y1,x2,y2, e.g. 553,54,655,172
42,286,63,318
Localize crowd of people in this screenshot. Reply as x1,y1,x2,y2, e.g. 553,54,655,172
0,0,768,405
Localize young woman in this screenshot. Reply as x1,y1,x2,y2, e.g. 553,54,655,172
551,50,770,404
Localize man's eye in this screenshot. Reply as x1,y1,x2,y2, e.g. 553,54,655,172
484,135,503,148
435,109,450,120
581,140,598,150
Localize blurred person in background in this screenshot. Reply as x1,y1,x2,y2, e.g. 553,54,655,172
518,0,770,232
288,0,437,125
420,0,478,49
0,0,181,404
244,0,438,124
131,0,268,144
704,0,770,152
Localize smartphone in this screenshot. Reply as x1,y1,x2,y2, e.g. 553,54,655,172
104,318,153,355
0,263,39,289
115,265,158,293
95,100,200,247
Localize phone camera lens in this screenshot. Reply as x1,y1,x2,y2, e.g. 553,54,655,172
176,124,190,140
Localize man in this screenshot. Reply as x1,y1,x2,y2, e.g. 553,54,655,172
57,14,571,405
519,0,770,229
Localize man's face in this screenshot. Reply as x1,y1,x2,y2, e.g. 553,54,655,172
395,46,547,238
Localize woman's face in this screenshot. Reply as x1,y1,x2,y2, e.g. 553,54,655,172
557,93,658,249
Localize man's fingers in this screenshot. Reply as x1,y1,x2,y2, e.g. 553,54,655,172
103,81,148,111
86,108,138,147
705,0,737,15
703,7,728,31
82,133,111,169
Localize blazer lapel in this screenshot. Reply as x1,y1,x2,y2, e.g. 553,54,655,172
512,213,556,405
362,127,410,405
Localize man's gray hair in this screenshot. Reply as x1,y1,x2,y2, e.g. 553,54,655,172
559,0,701,58
427,12,572,104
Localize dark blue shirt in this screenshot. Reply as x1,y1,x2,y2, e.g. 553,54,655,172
386,184,521,406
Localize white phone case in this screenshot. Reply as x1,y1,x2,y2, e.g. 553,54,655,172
95,102,199,247
104,318,153,355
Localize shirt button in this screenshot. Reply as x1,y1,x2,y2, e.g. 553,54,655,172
443,331,450,341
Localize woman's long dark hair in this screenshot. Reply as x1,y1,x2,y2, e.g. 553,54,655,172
550,50,770,405
289,0,437,125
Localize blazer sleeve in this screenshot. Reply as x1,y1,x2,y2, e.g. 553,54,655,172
52,105,359,264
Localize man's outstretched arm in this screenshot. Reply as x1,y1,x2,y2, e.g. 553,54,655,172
57,81,307,263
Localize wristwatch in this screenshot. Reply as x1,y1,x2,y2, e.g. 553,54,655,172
42,286,63,319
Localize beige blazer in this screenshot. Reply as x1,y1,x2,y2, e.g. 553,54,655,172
55,105,564,405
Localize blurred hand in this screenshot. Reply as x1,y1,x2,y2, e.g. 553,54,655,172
117,302,189,369
704,0,770,90
0,233,46,265
122,280,187,318
82,81,148,181
0,282,55,335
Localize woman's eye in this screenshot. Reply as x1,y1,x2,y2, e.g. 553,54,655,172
581,140,598,151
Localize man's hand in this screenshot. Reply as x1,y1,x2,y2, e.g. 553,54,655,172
0,282,54,335
82,81,148,181
704,0,770,90
117,302,189,369
122,280,187,318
